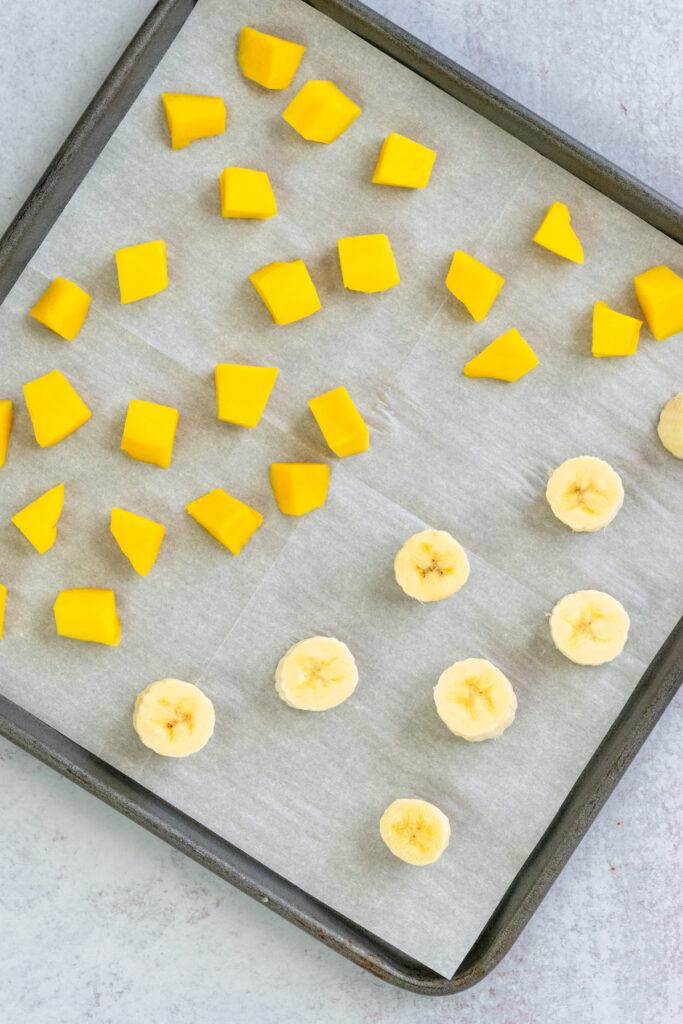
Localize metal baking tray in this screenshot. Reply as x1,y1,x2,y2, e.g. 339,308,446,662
0,0,681,995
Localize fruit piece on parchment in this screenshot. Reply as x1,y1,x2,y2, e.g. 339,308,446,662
379,798,451,866
275,636,358,711
394,529,470,602
462,328,538,382
110,508,165,576
549,590,629,665
30,277,91,340
532,201,583,263
445,250,504,322
592,301,642,357
434,658,517,742
11,483,64,553
270,462,330,515
162,93,226,150
54,588,121,646
657,393,683,459
0,399,12,468
546,455,623,532
308,385,369,457
633,265,683,341
23,370,91,447
186,489,262,554
133,678,215,757
238,26,305,90
282,80,361,143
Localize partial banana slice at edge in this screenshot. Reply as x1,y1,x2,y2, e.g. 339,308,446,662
394,528,470,602
550,590,629,665
546,455,624,532
434,658,517,741
275,635,358,711
133,678,215,757
379,798,451,866
657,393,683,458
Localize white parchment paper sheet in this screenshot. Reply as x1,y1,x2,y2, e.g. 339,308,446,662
1,0,681,977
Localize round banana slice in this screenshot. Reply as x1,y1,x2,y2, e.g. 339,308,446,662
379,798,451,866
549,590,630,665
546,455,624,532
133,678,215,757
275,636,358,711
657,393,683,458
434,658,517,741
394,528,470,602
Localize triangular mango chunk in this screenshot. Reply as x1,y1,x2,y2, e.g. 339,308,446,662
533,202,584,263
110,508,165,576
11,483,65,553
463,329,539,382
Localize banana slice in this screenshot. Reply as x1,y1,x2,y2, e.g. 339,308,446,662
394,529,470,602
549,590,629,665
546,455,623,532
657,393,683,458
434,658,517,741
275,636,358,711
379,798,450,866
133,678,215,757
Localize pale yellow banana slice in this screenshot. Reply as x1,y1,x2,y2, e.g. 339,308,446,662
657,393,683,458
394,528,470,602
434,658,517,741
275,636,358,711
133,678,215,757
546,455,623,532
549,590,629,665
379,798,450,866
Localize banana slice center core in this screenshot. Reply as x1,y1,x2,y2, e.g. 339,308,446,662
393,817,437,854
451,680,496,719
566,482,605,512
301,656,344,690
569,608,612,643
158,698,195,736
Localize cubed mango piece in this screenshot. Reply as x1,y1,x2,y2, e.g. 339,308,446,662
161,93,226,149
11,483,64,554
23,370,91,447
372,133,436,188
338,234,400,293
270,463,330,515
220,167,277,219
30,277,91,340
634,265,683,340
0,400,13,468
446,251,504,322
249,259,321,325
282,80,361,143
54,589,121,646
186,489,262,554
0,583,5,639
115,240,167,304
308,386,369,457
463,329,539,382
533,202,583,263
592,301,642,357
238,26,305,90
121,399,179,468
215,364,279,427
110,508,165,576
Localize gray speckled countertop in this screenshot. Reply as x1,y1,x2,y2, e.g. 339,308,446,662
0,2,681,1021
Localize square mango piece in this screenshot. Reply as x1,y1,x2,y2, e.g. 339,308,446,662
270,463,330,515
115,240,167,304
30,277,91,340
0,399,13,468
592,301,642,357
533,202,583,263
186,489,262,554
162,93,226,149
238,26,305,90
0,583,5,640
463,328,539,382
121,399,179,468
372,133,436,188
215,364,279,427
220,167,277,219
249,259,321,325
634,265,683,340
308,386,369,457
282,80,361,143
54,588,121,646
23,370,91,447
338,234,400,293
446,251,504,322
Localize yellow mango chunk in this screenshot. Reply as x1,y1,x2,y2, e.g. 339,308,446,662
533,202,584,263
30,277,91,340
592,301,642,357
186,489,262,554
308,386,369,457
215,364,279,427
238,26,305,90
0,583,5,639
11,483,64,554
338,234,400,293
110,508,165,576
115,240,167,304
446,251,504,322
634,265,683,340
463,328,539,382
372,133,436,188
282,80,361,143
23,370,91,447
270,463,330,515
220,167,277,219
161,93,226,149
54,588,121,646
249,259,321,325
121,399,179,468
0,400,13,468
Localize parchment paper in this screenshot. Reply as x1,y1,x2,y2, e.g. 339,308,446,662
1,0,681,978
